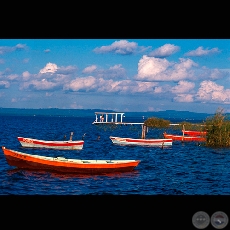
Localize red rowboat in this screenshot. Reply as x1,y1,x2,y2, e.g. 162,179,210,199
17,137,84,150
2,146,140,174
182,130,207,136
110,136,172,147
163,133,206,142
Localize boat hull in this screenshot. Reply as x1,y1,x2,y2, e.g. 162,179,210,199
2,147,140,174
163,133,206,142
17,137,84,150
110,136,172,146
182,130,207,136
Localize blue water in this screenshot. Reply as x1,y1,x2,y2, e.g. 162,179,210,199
1,115,230,195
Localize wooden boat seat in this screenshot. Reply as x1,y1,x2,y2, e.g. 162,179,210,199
55,157,68,161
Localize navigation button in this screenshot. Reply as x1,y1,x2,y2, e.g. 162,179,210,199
192,211,210,229
211,211,228,229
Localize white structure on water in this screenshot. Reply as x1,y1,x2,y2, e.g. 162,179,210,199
92,112,144,125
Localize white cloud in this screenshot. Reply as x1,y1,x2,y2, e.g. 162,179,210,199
44,49,51,53
136,56,197,81
15,44,27,50
196,80,230,103
82,64,126,80
82,65,97,73
93,40,138,55
70,103,83,109
174,94,194,102
147,106,162,112
0,81,10,88
22,71,31,81
184,46,220,57
39,63,58,74
0,44,27,55
106,80,157,94
45,92,53,96
149,44,180,58
171,80,195,94
64,76,97,91
21,79,59,91
23,58,29,63
136,55,171,80
154,86,163,93
56,65,77,75
7,74,18,81
97,64,126,79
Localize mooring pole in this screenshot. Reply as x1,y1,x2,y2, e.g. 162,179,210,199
69,132,74,141
141,124,147,139
182,124,185,142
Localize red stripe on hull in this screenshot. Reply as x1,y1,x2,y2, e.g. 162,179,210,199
17,137,84,149
30,141,83,147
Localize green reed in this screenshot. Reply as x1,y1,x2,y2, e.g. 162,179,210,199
204,108,230,147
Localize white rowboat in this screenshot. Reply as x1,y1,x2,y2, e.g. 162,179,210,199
17,137,84,150
110,136,172,147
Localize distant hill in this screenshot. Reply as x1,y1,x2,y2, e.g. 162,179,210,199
0,108,213,122
0,108,113,117
125,110,213,121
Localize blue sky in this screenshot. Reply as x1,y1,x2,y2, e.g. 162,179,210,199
0,38,230,114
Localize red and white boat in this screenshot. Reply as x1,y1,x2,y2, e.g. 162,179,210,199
2,146,140,174
163,133,206,142
17,137,84,150
110,136,172,147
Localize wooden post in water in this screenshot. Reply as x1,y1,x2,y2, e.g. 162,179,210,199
69,132,74,141
182,124,185,142
141,124,147,139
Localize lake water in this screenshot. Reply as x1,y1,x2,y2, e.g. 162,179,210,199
1,115,230,196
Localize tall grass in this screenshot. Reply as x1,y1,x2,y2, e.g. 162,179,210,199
205,108,230,147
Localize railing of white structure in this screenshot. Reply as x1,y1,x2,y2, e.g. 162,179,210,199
92,112,144,125
92,112,188,126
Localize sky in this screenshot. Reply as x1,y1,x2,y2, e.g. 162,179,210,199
0,38,230,114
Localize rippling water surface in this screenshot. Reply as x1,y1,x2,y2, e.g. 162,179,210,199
1,115,230,195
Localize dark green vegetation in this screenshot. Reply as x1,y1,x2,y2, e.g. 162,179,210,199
144,117,171,128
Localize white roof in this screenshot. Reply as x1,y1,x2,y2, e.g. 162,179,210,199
95,112,125,115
